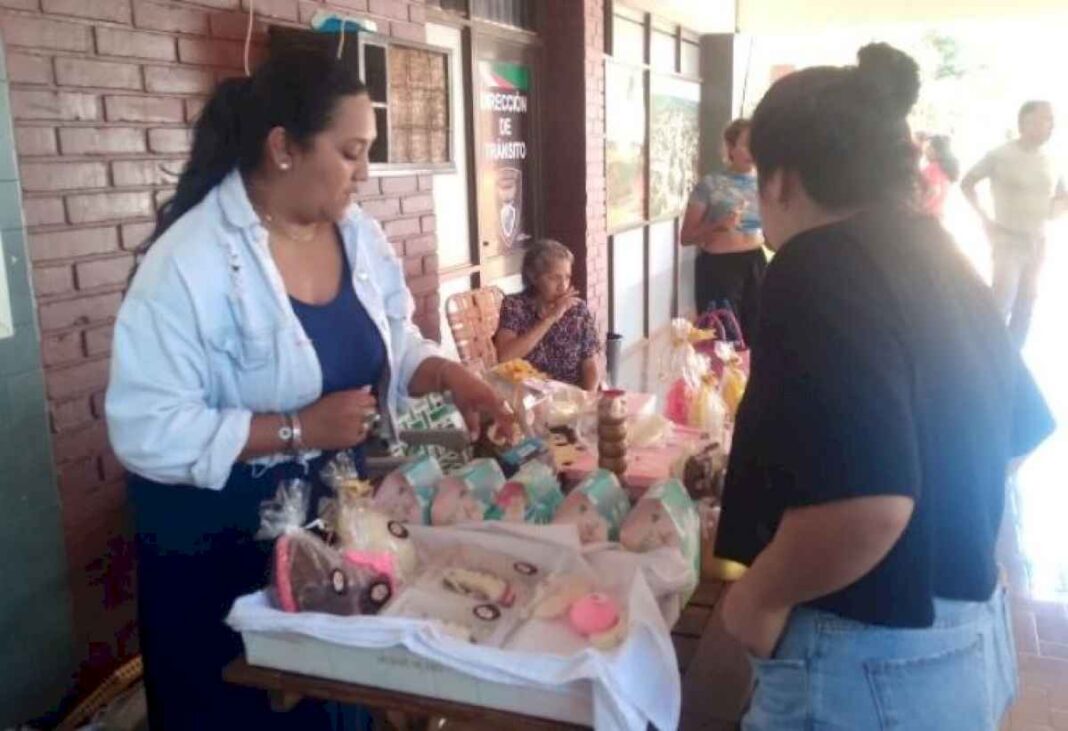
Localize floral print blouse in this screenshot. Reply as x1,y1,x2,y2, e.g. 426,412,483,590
497,292,600,385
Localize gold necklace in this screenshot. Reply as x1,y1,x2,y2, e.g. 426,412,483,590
253,203,321,244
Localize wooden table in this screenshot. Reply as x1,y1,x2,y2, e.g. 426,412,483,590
224,578,751,731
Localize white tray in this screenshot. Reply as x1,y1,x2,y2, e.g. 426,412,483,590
241,629,594,726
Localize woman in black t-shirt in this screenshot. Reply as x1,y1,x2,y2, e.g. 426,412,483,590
716,44,1054,730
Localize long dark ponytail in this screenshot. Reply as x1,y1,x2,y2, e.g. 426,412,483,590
142,42,368,254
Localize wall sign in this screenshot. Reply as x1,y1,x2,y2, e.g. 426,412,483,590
478,60,532,252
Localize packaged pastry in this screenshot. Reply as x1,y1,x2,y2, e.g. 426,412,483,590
673,441,728,501
528,574,628,650
551,469,631,543
272,529,393,616
385,544,543,646
431,458,506,526
336,497,418,587
373,455,444,524
620,478,701,594
488,460,564,524
257,479,392,616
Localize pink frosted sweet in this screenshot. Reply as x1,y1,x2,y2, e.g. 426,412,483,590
568,593,621,636
664,378,692,426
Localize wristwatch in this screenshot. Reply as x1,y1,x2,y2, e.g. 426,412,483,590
278,412,305,454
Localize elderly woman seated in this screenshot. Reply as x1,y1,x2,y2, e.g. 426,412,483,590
494,239,601,391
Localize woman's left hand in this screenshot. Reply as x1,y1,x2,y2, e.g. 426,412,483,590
720,576,791,659
442,361,516,439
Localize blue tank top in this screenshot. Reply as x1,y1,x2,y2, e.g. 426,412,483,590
290,246,386,474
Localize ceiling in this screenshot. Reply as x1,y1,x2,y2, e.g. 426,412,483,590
737,0,1068,31
618,0,1068,33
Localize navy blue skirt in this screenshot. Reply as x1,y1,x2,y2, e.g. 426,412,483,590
130,456,370,731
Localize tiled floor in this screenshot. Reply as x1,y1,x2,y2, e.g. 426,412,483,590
997,218,1068,731
617,217,1068,730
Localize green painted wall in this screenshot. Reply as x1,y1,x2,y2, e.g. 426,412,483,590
0,38,76,726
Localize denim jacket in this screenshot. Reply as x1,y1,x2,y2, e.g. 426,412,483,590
105,170,441,489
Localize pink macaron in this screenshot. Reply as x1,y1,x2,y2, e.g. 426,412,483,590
568,593,621,636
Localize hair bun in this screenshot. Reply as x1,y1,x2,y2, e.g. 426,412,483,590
856,43,920,119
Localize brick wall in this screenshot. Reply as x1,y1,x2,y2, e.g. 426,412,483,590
582,0,607,338
541,0,607,337
0,0,437,695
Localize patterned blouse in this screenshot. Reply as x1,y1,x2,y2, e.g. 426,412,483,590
497,292,600,386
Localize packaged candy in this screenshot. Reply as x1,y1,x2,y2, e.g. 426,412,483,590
258,479,392,616
489,460,564,524
498,436,555,477
620,478,701,596
662,319,720,429
552,469,631,543
660,319,712,392
374,455,444,525
336,497,418,587
689,371,727,436
395,394,472,471
431,458,506,526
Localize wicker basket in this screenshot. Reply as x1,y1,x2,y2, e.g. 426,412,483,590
56,656,143,731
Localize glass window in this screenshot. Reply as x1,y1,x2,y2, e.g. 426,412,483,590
605,62,646,230
681,41,700,77
648,220,675,334
471,0,534,30
436,0,468,12
387,46,450,165
611,228,646,346
678,244,698,318
494,273,523,295
612,15,644,65
650,30,676,72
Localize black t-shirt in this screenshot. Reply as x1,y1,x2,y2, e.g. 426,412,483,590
715,208,1054,627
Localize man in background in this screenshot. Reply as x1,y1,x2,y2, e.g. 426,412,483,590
963,100,1068,347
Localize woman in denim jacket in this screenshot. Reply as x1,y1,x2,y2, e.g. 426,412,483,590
106,45,509,730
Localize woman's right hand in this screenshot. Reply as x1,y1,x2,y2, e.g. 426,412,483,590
299,386,378,450
543,289,580,324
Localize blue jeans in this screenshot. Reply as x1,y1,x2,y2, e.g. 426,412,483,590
743,587,1017,730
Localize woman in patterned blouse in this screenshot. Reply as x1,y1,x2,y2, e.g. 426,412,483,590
494,239,601,390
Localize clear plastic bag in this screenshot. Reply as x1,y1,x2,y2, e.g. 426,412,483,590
659,319,712,393
620,478,701,599
256,479,312,541
257,479,393,616
272,530,394,616
336,497,418,587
